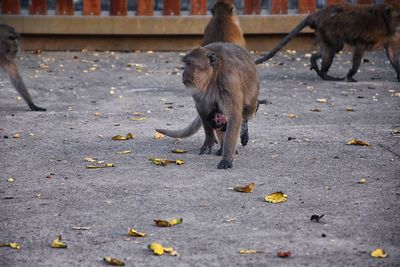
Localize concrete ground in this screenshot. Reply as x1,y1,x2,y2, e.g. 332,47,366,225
0,48,399,267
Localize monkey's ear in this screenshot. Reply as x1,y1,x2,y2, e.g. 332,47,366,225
207,51,217,66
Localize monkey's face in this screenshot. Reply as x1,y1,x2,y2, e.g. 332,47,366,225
211,1,236,17
182,48,216,90
0,24,20,61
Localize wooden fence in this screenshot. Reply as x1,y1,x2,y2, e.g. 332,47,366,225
1,0,382,16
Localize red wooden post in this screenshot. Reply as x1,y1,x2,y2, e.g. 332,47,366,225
137,0,154,16
357,0,373,4
29,0,47,15
56,0,74,15
83,0,101,15
164,0,180,16
1,0,20,15
110,0,127,16
191,0,207,15
298,0,316,14
244,0,261,15
271,0,288,14
327,0,346,5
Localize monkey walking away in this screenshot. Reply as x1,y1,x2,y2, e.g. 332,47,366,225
0,24,46,111
255,4,400,82
202,0,245,47
156,43,260,169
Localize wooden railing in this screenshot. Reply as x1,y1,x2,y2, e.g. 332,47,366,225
1,0,380,16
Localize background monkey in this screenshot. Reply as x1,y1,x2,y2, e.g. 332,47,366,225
0,24,46,111
202,0,245,47
255,4,400,82
157,43,260,169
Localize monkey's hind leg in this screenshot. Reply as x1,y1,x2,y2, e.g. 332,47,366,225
317,46,344,81
345,45,365,83
310,52,322,74
385,43,400,82
4,62,46,111
240,119,249,147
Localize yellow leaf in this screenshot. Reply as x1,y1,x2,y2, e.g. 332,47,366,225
103,256,125,266
265,192,288,203
7,177,14,183
50,235,67,248
346,139,370,146
371,248,387,258
128,228,146,237
148,243,164,256
154,132,164,140
359,177,366,184
149,158,184,166
234,183,256,193
84,157,97,163
0,242,21,249
112,133,135,140
240,250,258,254
171,149,188,154
12,133,20,139
154,218,183,227
9,242,21,249
115,150,132,154
129,117,146,121
85,163,114,169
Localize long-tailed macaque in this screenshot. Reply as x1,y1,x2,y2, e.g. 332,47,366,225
255,4,400,82
156,43,260,169
202,0,246,47
0,24,46,111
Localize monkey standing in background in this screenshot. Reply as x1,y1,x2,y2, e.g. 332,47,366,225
202,0,245,47
255,4,400,82
0,24,46,111
157,43,260,169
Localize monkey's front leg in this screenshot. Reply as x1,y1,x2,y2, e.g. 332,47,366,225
199,119,216,155
218,113,241,169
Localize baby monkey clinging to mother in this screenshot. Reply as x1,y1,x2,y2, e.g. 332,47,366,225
156,43,260,169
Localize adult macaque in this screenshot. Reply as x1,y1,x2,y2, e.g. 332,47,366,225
255,4,400,82
156,43,260,169
0,24,46,111
202,0,245,47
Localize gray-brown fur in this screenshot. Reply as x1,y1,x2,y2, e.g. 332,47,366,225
157,43,259,169
202,0,245,47
0,24,46,111
255,3,400,82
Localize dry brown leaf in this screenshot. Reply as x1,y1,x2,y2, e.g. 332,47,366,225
239,250,259,254
103,256,125,266
277,251,292,258
154,132,164,140
112,133,135,141
234,183,256,193
317,98,327,103
12,133,20,139
359,177,366,184
287,113,298,119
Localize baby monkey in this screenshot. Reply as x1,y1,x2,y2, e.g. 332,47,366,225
157,43,260,169
0,24,46,111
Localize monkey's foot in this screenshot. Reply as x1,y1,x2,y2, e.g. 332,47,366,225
345,75,358,83
29,104,46,111
240,130,249,147
199,144,213,155
321,74,345,81
217,159,233,169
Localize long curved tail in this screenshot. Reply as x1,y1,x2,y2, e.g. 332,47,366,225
156,116,202,138
255,17,311,65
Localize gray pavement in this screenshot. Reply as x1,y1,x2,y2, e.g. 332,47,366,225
0,49,399,267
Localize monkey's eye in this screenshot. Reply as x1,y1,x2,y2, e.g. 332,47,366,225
186,60,192,66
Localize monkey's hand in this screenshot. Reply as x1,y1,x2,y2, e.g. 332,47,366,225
217,159,233,169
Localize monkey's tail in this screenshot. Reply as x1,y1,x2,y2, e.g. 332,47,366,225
255,17,312,64
156,116,202,139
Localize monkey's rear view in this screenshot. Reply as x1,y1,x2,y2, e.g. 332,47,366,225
157,43,260,169
0,24,46,111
